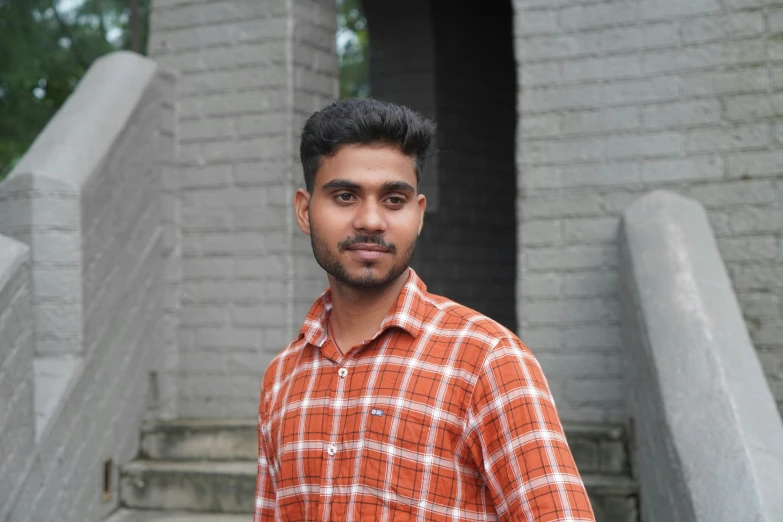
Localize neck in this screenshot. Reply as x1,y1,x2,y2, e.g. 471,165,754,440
328,268,410,350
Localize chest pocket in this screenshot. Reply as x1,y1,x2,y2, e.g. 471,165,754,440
361,406,433,505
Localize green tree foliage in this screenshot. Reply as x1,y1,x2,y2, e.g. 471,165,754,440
337,0,369,99
0,0,150,179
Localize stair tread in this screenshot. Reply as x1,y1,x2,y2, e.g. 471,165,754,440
105,509,248,522
123,460,256,475
143,418,256,431
581,473,638,493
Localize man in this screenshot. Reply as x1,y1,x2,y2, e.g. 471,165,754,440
254,98,595,521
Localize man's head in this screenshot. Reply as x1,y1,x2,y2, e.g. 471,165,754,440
294,99,436,291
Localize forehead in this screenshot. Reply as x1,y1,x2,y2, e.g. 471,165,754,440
315,145,417,187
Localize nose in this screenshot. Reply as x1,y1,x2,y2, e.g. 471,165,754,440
353,199,387,234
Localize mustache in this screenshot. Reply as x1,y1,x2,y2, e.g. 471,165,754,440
338,235,397,254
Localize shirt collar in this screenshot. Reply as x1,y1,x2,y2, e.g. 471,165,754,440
299,268,427,348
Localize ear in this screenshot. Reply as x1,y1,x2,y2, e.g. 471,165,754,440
417,193,427,235
294,188,312,235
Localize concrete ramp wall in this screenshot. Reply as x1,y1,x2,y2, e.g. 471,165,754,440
620,190,783,522
0,51,177,522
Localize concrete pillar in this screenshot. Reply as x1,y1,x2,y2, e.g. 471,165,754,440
149,0,338,418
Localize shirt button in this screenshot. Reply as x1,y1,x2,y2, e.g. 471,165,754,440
338,368,348,378
327,443,337,456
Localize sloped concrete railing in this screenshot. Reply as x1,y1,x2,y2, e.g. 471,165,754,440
0,52,176,522
619,190,783,522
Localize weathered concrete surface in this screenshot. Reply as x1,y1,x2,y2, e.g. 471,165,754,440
0,51,177,522
513,0,783,423
149,0,337,418
0,236,34,515
620,190,783,522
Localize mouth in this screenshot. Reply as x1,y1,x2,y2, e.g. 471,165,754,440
346,243,391,261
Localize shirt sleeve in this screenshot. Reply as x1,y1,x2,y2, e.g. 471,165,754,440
466,337,596,522
254,391,277,521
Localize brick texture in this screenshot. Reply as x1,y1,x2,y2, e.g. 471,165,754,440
0,54,174,522
150,0,337,418
514,0,783,421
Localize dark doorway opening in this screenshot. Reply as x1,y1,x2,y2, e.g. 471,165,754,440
364,0,518,331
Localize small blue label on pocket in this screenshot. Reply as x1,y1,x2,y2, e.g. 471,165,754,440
370,408,384,417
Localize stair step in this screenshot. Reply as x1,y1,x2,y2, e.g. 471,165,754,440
105,509,249,521
120,460,256,513
582,474,639,522
564,423,628,475
140,419,256,462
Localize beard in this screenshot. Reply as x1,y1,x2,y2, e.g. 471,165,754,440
309,221,417,290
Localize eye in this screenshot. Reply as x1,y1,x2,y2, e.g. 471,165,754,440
335,192,355,203
385,195,406,207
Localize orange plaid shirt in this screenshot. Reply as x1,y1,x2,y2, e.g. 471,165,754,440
255,269,595,521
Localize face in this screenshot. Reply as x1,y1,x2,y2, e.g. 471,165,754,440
294,145,426,291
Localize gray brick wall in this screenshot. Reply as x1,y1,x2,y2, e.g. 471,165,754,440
0,237,34,516
513,0,783,421
0,52,174,522
150,0,336,418
366,0,518,331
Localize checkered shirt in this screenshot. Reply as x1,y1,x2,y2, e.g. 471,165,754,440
255,269,595,521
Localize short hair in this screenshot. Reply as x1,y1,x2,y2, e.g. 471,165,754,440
299,98,437,192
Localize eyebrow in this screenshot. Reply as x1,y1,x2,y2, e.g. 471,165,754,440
321,179,416,194
321,179,361,190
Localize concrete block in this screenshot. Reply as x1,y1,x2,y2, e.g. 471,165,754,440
516,8,559,34
644,43,723,74
727,208,783,234
564,325,622,349
520,220,562,246
603,76,681,105
731,265,783,289
737,292,781,319
718,236,779,262
728,151,783,179
520,167,561,190
520,273,562,298
602,22,679,53
563,272,619,298
521,84,603,112
519,193,604,219
562,107,640,136
519,62,561,86
681,12,764,44
520,114,560,139
562,163,640,189
642,100,721,130
516,32,603,61
607,131,684,160
521,137,604,165
686,124,768,153
640,156,723,184
526,299,619,325
689,180,776,207
640,0,720,20
564,217,620,243
563,55,643,83
560,1,638,30
526,245,617,271
727,93,783,123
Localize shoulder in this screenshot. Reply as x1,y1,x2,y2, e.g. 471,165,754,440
421,291,532,363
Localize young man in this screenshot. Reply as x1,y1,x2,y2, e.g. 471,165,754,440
254,99,595,521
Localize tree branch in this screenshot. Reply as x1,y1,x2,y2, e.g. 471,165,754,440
50,0,89,70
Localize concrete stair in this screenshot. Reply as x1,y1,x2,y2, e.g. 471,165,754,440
108,419,637,521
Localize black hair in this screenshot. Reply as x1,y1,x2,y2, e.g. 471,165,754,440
299,98,437,192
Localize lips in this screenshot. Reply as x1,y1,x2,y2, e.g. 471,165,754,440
347,243,390,261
